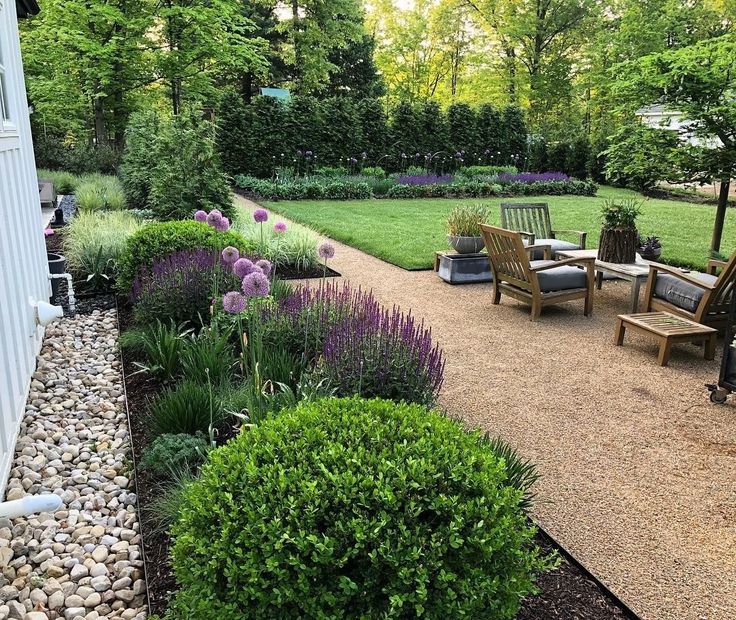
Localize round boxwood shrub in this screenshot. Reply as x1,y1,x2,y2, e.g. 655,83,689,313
168,397,548,619
117,220,255,292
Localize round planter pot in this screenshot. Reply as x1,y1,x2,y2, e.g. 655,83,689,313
639,248,662,261
47,252,66,302
447,235,485,254
598,228,638,264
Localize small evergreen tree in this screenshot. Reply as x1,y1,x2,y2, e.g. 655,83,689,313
120,110,161,208
568,137,591,179
547,142,572,174
357,98,388,163
475,104,503,164
251,96,287,177
526,137,548,172
447,103,476,157
319,97,362,166
416,101,447,165
148,113,233,220
284,96,323,160
390,101,420,165
502,106,528,166
216,89,249,175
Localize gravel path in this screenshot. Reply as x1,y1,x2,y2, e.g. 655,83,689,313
1,310,147,620
237,195,736,620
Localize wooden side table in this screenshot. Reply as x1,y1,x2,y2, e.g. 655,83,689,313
614,311,718,366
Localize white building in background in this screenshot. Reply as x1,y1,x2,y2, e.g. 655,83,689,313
636,104,722,149
0,0,50,494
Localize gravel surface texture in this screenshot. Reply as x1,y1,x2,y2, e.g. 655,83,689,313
1,310,147,620
235,196,736,620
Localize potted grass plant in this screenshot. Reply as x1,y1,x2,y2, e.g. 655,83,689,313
445,204,489,254
598,199,642,263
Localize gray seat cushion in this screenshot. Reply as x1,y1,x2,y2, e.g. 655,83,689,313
529,260,587,292
653,272,717,313
526,238,580,259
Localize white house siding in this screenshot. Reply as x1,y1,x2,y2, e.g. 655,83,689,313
0,0,49,496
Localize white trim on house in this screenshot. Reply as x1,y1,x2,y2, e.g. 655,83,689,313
0,0,49,497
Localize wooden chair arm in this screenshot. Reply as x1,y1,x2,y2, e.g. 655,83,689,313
518,231,536,244
647,262,717,290
530,257,594,272
552,229,587,249
707,259,727,275
524,244,551,260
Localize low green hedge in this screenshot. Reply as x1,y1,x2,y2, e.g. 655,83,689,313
168,397,549,619
117,220,255,292
235,175,597,201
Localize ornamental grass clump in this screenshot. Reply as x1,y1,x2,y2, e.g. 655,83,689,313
445,204,490,237
167,397,549,619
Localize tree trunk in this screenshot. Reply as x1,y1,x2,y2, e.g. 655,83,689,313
92,93,107,147
598,228,638,264
171,79,181,116
711,179,731,254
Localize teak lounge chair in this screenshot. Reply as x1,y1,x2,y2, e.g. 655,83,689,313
480,224,595,321
500,202,587,258
642,253,736,329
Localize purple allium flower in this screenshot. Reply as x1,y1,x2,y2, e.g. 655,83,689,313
215,217,230,232
194,210,207,222
274,221,287,234
221,246,240,264
253,208,268,223
255,259,272,276
222,291,246,314
233,258,255,278
206,210,223,227
318,242,335,260
242,271,270,297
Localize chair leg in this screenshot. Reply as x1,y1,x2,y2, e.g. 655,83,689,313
530,299,542,321
705,334,716,361
614,319,625,346
492,282,501,305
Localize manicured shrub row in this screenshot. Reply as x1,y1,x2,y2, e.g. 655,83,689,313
168,397,549,619
234,174,598,200
218,92,528,178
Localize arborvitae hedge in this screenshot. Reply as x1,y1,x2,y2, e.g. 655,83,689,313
216,94,535,178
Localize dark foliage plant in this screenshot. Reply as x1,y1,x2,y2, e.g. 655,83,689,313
167,397,550,619
139,433,210,477
147,380,226,437
118,220,254,292
130,248,240,328
118,320,191,382
180,326,237,386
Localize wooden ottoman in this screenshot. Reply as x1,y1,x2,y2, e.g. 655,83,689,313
614,311,717,366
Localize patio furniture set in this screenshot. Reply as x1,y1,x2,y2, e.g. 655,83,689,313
436,202,736,366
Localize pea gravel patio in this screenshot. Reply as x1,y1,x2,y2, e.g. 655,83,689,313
236,196,736,620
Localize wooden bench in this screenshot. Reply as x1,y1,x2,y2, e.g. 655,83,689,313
614,311,718,366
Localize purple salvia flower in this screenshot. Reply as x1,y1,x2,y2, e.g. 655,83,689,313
242,271,270,297
222,291,246,314
396,174,454,186
233,258,255,278
497,172,569,183
253,208,269,223
221,246,240,264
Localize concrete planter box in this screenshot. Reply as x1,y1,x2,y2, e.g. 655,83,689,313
437,253,493,284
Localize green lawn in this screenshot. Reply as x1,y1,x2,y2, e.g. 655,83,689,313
265,186,736,270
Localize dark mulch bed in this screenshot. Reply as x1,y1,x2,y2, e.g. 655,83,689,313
278,263,340,279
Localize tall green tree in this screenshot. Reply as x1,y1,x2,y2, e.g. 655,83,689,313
20,0,153,146
281,0,363,93
325,34,385,98
156,0,268,114
611,34,736,251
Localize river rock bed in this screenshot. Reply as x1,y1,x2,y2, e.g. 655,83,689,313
0,310,147,620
